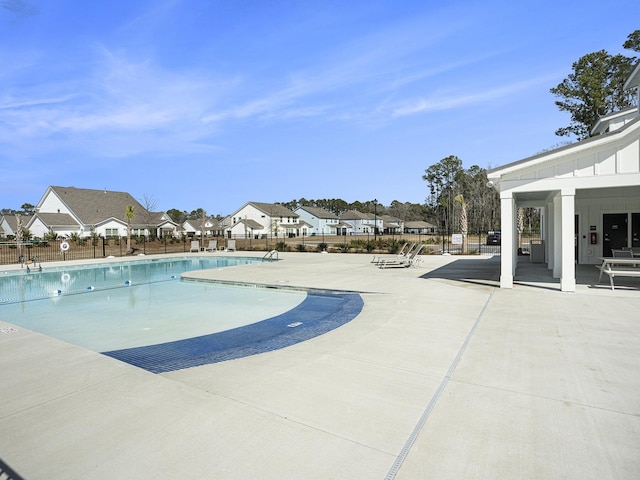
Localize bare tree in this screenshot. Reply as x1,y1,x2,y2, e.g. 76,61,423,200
139,193,158,239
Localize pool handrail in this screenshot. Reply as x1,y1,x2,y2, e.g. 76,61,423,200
263,250,278,261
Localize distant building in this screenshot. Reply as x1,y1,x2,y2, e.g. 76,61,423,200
226,202,300,238
0,214,32,238
182,217,221,238
379,214,404,235
26,186,177,239
294,206,339,236
339,210,383,235
404,220,436,234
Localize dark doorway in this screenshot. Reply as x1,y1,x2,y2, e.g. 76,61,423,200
575,215,579,264
632,213,640,250
602,213,628,257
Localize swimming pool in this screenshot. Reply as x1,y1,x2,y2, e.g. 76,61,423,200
0,256,264,303
0,256,364,372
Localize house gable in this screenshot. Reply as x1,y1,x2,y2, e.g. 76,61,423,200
488,117,640,197
38,186,148,226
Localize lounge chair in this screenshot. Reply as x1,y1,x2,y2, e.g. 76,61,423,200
612,249,637,267
377,244,425,268
204,240,217,252
189,240,200,252
373,243,415,265
226,240,236,252
372,242,410,264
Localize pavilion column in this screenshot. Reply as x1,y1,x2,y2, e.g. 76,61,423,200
500,191,515,288
552,195,561,278
560,188,576,292
546,199,555,272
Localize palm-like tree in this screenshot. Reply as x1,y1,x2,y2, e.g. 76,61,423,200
517,207,524,251
125,205,135,254
16,213,23,260
454,195,468,253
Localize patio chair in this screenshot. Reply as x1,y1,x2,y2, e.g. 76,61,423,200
372,243,415,265
190,240,200,252
612,249,637,267
371,242,410,264
377,244,425,268
204,240,217,252
226,240,236,252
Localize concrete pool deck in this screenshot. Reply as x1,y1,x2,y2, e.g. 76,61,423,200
1,252,639,479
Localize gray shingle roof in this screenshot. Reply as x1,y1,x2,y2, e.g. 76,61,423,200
49,186,148,225
296,206,339,219
340,210,370,220
248,202,298,218
36,212,78,227
2,215,32,231
404,220,436,229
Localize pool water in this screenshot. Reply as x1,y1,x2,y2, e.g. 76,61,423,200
0,257,304,351
0,256,364,372
0,256,264,303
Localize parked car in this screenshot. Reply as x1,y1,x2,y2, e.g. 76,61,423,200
486,231,501,245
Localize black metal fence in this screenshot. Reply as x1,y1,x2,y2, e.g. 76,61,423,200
444,232,502,256
0,238,196,266
0,233,505,266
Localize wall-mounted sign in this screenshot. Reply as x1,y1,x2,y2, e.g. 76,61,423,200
452,234,463,245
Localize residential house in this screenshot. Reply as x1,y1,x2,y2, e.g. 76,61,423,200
379,214,404,235
339,210,382,236
28,186,178,239
404,220,437,234
182,217,221,238
487,62,640,291
226,202,300,239
294,206,340,237
0,214,32,238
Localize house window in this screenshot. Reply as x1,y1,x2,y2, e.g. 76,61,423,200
105,228,119,237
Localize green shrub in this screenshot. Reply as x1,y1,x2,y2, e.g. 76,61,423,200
70,232,85,246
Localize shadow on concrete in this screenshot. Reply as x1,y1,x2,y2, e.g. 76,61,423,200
516,261,640,292
513,261,560,291
419,256,500,291
420,256,640,293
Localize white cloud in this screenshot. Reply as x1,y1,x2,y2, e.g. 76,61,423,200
0,46,233,158
391,75,561,118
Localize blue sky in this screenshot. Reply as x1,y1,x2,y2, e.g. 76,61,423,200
1,0,638,216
